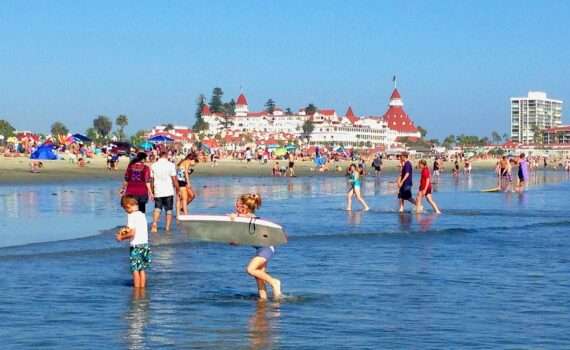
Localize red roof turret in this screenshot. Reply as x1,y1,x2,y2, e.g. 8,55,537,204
390,88,401,100
345,106,359,124
237,93,248,106
201,104,211,115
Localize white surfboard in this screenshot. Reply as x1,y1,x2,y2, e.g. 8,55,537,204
177,215,288,246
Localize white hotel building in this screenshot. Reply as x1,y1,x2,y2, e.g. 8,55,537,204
202,87,421,148
511,91,563,144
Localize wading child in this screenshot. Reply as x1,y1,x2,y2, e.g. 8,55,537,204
346,164,370,211
416,160,441,214
397,152,416,212
231,193,282,300
116,196,151,288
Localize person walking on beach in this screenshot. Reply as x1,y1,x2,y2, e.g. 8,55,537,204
416,160,441,214
116,196,151,288
372,154,383,176
346,163,370,211
397,152,415,212
230,193,282,300
175,153,196,217
121,152,153,213
516,153,529,192
150,151,179,232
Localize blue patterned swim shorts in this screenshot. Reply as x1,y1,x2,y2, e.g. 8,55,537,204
129,244,152,272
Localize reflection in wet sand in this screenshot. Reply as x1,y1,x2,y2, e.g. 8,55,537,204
248,301,280,350
124,288,150,350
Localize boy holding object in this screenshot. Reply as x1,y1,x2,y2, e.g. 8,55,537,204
116,196,151,288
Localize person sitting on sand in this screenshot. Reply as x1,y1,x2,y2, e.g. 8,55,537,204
230,193,282,300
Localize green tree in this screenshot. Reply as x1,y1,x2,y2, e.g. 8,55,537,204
0,119,16,138
50,121,69,138
502,133,509,141
429,138,440,146
285,107,292,115
165,123,174,132
442,134,455,148
265,99,276,114
491,131,502,144
417,125,427,138
116,115,129,140
93,116,113,140
209,87,224,114
223,98,236,116
86,127,98,141
302,120,315,140
305,104,317,115
531,125,544,144
130,129,147,146
193,94,209,132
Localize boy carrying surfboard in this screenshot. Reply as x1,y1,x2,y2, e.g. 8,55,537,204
230,193,282,300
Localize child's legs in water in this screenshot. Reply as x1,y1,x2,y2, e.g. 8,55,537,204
354,187,369,210
426,194,441,213
132,270,146,288
247,256,281,299
346,189,354,210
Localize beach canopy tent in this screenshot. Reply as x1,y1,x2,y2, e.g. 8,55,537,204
72,133,91,143
148,135,173,143
138,141,154,151
30,143,58,160
285,144,297,152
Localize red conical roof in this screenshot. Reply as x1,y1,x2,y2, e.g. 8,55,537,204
383,89,418,133
237,93,248,105
345,106,358,124
201,104,210,115
390,88,401,100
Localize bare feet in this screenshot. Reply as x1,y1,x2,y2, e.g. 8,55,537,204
272,279,282,300
150,223,158,233
363,206,370,211
346,208,352,211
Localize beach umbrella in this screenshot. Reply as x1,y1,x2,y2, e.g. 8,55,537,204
274,147,287,157
72,133,91,143
139,141,154,151
148,135,174,143
267,144,279,150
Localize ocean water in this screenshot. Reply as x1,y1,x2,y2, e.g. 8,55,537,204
1,170,570,349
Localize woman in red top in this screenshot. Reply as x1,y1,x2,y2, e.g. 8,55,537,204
416,159,441,214
121,152,153,213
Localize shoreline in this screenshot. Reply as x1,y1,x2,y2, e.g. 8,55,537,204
0,156,502,185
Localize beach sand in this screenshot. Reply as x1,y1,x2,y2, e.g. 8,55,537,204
0,155,499,184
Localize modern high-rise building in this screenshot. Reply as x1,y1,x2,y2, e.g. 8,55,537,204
511,91,563,144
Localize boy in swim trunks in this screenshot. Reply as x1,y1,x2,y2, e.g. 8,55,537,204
230,193,282,300
116,196,151,288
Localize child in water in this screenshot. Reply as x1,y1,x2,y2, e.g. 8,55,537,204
116,196,151,288
231,193,282,300
416,160,441,214
346,163,370,211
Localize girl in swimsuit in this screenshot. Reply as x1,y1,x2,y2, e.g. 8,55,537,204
176,153,197,217
231,193,282,300
346,163,370,211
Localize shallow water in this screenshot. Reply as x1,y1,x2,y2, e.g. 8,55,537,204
1,171,570,349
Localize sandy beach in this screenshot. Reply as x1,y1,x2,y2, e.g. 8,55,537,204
0,155,501,184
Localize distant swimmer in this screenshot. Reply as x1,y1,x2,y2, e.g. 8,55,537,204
346,163,370,211
432,158,441,177
231,193,282,300
416,160,441,214
397,152,416,212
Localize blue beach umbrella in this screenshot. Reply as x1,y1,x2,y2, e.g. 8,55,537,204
148,135,174,143
72,133,91,142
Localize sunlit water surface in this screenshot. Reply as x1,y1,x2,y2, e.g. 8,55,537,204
1,170,570,349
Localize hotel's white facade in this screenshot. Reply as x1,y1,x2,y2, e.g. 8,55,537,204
511,91,563,144
202,87,420,148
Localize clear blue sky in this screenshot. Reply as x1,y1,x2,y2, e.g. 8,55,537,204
1,0,569,139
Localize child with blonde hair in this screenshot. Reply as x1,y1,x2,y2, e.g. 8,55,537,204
116,196,152,288
231,193,282,300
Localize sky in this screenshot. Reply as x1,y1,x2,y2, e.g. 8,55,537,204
1,0,569,139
